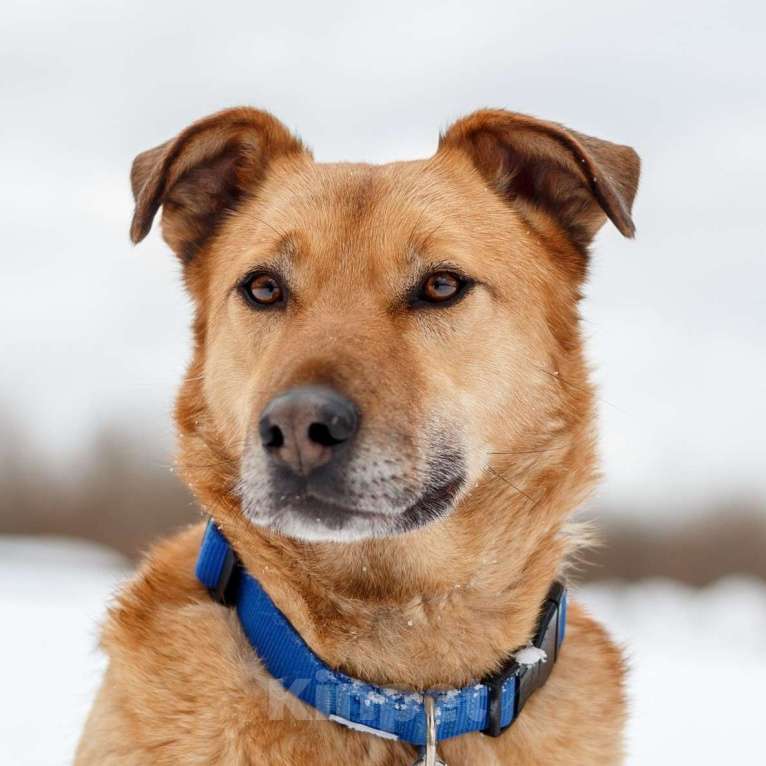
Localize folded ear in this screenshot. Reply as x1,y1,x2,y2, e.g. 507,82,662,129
438,109,640,248
130,107,308,261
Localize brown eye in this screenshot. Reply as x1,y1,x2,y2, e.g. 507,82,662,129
419,271,463,304
242,273,284,307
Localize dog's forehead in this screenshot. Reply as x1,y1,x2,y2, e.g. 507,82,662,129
265,158,442,234
226,156,500,280
278,158,427,201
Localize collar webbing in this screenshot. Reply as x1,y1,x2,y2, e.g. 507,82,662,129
195,519,567,745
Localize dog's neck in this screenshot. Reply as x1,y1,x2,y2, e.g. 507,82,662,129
212,462,587,691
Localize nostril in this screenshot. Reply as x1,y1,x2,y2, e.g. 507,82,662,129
307,422,344,447
263,424,284,449
258,386,358,470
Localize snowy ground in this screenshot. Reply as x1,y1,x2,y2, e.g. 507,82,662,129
1,537,763,765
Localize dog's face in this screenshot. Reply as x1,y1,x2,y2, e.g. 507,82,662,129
131,108,639,541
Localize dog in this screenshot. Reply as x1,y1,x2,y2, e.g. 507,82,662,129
76,106,639,765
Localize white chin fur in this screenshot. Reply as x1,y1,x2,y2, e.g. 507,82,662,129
244,507,396,543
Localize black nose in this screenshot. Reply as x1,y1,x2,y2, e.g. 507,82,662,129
258,386,359,476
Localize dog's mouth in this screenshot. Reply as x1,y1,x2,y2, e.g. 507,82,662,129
238,434,469,541
287,473,464,526
242,472,467,542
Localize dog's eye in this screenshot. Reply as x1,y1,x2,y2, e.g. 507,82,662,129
241,273,284,307
418,271,464,304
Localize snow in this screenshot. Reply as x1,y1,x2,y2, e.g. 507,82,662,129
0,538,130,766
1,537,764,764
581,578,766,764
513,646,547,666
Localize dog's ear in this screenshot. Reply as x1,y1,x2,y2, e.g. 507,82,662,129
438,109,640,248
130,107,308,261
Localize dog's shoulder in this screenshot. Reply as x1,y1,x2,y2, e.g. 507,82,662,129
550,598,627,725
83,524,265,762
442,599,627,765
517,597,627,764
99,521,259,676
79,524,412,765
102,522,209,650
77,524,249,762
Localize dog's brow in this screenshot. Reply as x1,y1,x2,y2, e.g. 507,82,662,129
276,233,298,266
250,214,289,242
404,246,424,269
255,233,298,277
404,246,464,276
397,249,431,288
281,232,299,252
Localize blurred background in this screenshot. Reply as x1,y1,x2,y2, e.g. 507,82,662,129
1,1,764,763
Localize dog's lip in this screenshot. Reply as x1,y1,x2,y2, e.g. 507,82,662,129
276,488,402,520
396,473,466,528
273,474,465,522
311,494,390,517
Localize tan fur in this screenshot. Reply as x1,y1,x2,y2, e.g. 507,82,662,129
76,107,639,764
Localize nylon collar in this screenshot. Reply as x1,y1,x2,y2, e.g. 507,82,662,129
195,519,567,745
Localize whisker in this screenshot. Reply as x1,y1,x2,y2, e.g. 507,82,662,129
484,465,535,503
421,218,445,249
488,447,568,456
174,463,238,471
250,215,288,240
529,361,626,414
408,207,428,244
523,490,546,515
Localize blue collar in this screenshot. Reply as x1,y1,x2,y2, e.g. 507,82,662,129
195,519,567,746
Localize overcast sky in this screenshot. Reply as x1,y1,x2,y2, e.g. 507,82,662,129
2,0,764,522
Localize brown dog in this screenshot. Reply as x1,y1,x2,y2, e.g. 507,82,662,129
76,107,639,765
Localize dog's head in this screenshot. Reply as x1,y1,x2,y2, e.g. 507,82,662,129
131,108,639,542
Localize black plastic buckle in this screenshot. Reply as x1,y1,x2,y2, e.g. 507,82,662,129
208,546,241,606
482,581,566,737
482,654,521,737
